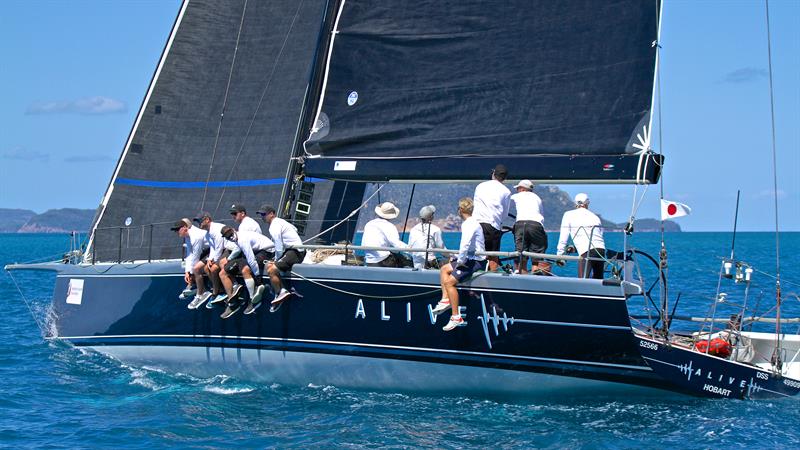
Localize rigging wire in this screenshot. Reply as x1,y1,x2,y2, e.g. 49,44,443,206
764,0,783,369
200,0,249,211
210,0,307,216
301,183,385,243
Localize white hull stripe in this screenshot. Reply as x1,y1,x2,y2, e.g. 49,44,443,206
57,334,651,372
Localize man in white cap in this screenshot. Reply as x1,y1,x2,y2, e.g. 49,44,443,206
509,180,547,274
473,164,511,271
407,205,445,270
556,193,606,279
361,202,411,267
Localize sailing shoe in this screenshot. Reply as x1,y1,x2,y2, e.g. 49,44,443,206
179,286,196,300
431,299,451,316
230,284,243,301
269,302,283,313
443,315,465,331
244,300,262,315
206,293,228,309
220,301,241,319
271,289,292,305
251,285,266,306
187,291,212,310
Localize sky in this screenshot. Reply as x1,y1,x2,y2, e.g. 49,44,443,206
0,0,798,232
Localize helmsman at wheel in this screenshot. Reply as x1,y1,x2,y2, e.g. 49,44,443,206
556,193,606,279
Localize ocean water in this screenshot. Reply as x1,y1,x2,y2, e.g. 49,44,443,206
2,232,800,448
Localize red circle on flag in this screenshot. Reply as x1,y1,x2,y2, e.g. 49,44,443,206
667,203,677,216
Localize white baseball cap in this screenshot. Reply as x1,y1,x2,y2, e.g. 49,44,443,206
513,179,533,190
574,193,589,205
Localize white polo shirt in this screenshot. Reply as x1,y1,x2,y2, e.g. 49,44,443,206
473,179,511,230
556,208,605,256
361,218,407,264
509,190,544,224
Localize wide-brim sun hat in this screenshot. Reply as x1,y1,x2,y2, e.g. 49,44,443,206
375,202,400,219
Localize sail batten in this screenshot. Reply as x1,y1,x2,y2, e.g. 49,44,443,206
304,0,661,182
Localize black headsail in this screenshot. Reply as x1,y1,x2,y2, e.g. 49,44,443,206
87,0,336,262
303,0,662,183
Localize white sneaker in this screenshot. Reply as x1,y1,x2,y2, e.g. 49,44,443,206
251,285,266,305
271,289,292,305
179,286,196,300
443,315,465,331
188,291,211,309
431,299,451,316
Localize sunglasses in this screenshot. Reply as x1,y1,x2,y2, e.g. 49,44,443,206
256,212,267,217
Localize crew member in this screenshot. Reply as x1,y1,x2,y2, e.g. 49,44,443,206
171,218,210,304
361,202,411,268
556,193,606,279
229,203,262,234
431,198,486,331
255,204,306,313
220,226,274,318
189,211,236,309
408,205,445,270
508,179,547,274
473,164,511,271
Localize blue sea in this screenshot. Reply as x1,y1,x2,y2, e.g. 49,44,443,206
2,232,800,448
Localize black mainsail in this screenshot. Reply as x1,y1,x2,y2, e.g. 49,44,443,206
303,0,662,183
87,0,337,262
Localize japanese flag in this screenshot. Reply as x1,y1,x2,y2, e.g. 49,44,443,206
661,200,691,220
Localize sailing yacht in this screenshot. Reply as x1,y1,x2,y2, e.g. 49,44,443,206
6,0,715,397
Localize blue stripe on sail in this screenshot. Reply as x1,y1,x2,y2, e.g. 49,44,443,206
115,177,324,188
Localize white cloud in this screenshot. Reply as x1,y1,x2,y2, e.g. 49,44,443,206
2,146,49,161
26,96,127,115
722,67,767,84
63,155,114,163
753,189,787,199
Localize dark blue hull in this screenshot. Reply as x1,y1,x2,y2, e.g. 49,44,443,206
635,334,800,399
46,261,668,395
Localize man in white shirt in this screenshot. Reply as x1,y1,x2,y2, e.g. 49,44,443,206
431,197,487,331
171,218,210,302
473,164,511,271
229,203,262,234
361,202,411,268
408,205,445,270
254,204,306,313
509,180,547,274
556,193,606,279
186,212,238,310
220,226,274,318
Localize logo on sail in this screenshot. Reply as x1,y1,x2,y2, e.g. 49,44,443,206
347,91,358,106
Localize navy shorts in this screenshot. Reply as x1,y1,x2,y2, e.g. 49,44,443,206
451,259,487,282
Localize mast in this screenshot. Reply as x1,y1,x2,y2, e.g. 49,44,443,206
764,0,782,372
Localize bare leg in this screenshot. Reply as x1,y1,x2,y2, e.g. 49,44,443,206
518,256,529,274
439,263,454,301
193,261,206,295
207,262,222,294
267,262,283,295
488,257,499,272
219,268,233,296
443,275,459,317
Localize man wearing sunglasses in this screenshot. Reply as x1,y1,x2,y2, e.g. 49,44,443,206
186,212,236,309
171,218,210,303
219,226,274,318
229,203,262,234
